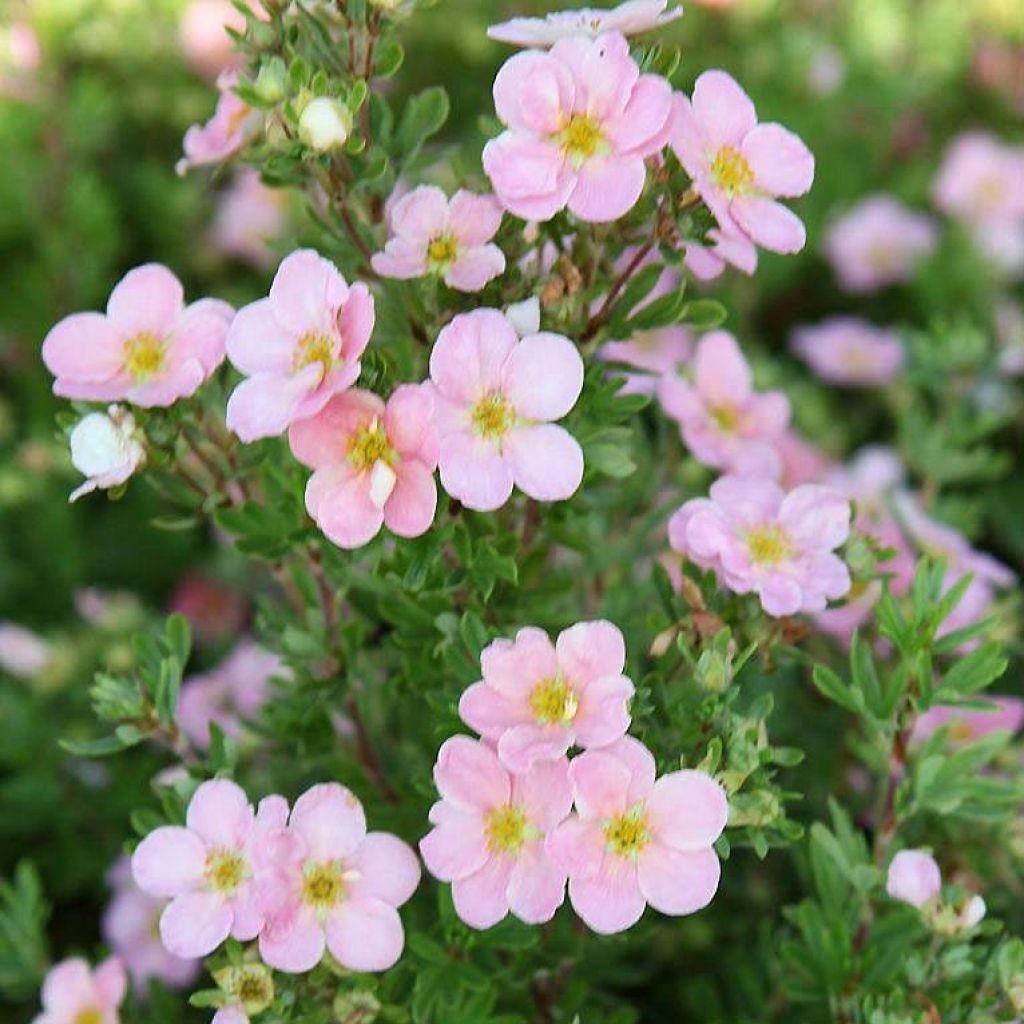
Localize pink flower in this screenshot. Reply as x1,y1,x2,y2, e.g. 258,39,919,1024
168,575,249,643
371,186,506,291
287,384,439,548
671,70,814,255
177,72,260,175
790,318,904,386
420,737,572,928
177,641,282,748
32,957,126,1024
774,429,835,489
210,170,287,269
68,406,146,502
682,227,758,281
225,249,375,441
658,331,790,477
482,32,674,222
428,309,584,510
669,475,852,616
886,850,941,908
256,783,420,973
179,0,248,78
102,858,200,994
488,1,682,47
912,698,1024,746
459,621,634,773
212,1009,249,1024
131,779,288,958
823,195,938,293
42,265,232,408
547,737,727,934
932,132,1024,225
0,621,52,678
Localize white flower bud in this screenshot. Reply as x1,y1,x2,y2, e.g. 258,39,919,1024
68,405,145,502
299,97,352,152
506,297,541,338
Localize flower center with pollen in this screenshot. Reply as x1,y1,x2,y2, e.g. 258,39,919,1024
471,392,515,439
710,144,754,196
348,420,394,472
528,677,578,725
604,809,650,858
746,524,793,565
74,1011,103,1024
709,402,739,432
123,332,166,381
206,849,247,894
303,862,345,910
427,233,459,267
484,804,529,855
293,331,335,378
556,114,605,166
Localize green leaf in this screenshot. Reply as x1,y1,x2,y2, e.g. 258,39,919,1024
811,665,862,714
397,86,449,163
679,298,727,331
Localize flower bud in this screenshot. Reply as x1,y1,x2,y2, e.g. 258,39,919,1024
299,97,353,152
254,57,288,104
213,963,274,1015
333,990,381,1023
886,849,941,908
68,405,144,502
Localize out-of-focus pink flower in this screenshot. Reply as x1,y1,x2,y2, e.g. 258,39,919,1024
488,1,681,47
483,32,674,222
33,957,126,1024
168,575,249,643
288,385,439,548
823,195,938,293
658,331,790,477
547,737,727,934
212,1008,249,1024
460,621,634,773
912,698,1024,746
177,72,261,175
225,249,374,441
177,642,282,748
132,780,288,959
428,308,584,510
0,22,41,100
671,70,814,255
210,171,287,269
420,737,571,928
932,132,1024,226
774,429,835,489
68,406,145,502
970,219,1024,279
669,474,852,616
256,784,420,973
807,45,846,96
179,0,249,79
103,857,200,994
0,622,52,678
372,186,506,291
42,265,231,408
682,227,758,281
790,318,904,386
886,850,941,908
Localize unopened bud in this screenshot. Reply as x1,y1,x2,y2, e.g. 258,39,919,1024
254,57,288,104
300,97,352,151
334,990,381,1023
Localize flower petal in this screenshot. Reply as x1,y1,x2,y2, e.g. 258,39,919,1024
646,770,728,850
567,858,645,934
348,833,420,907
637,844,720,915
502,332,583,421
506,843,567,924
568,155,647,223
742,123,814,197
42,313,124,383
420,812,491,882
259,904,325,974
160,891,232,959
131,826,207,898
326,898,406,971
107,264,184,336
186,779,254,849
289,783,367,861
503,424,583,502
434,735,510,811
451,855,514,929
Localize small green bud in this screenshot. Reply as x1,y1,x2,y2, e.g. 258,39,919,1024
299,96,353,151
333,989,381,1023
213,963,275,1015
254,57,288,104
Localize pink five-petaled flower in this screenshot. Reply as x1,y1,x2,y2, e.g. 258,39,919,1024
671,70,814,255
256,783,420,974
42,265,232,408
225,249,374,442
33,957,126,1024
488,1,682,48
287,384,439,549
932,132,1024,226
482,31,675,223
886,850,941,908
459,620,634,773
176,71,260,175
790,317,905,387
547,736,727,934
669,475,852,617
420,737,572,929
911,698,1024,747
131,779,287,959
429,308,584,511
658,330,790,478
371,186,506,292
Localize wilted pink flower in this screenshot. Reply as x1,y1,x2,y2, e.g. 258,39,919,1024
33,957,126,1024
177,72,260,175
658,330,790,477
210,170,287,269
257,784,420,973
823,195,938,293
68,406,146,502
420,737,572,928
488,1,682,47
287,385,439,548
460,621,634,773
671,70,814,255
103,858,200,994
42,265,231,408
482,32,674,222
429,308,584,510
169,575,249,643
371,187,506,291
547,737,727,934
178,642,282,748
912,697,1024,746
682,227,758,281
669,475,852,616
0,621,52,678
886,850,941,908
179,0,248,78
225,249,374,441
790,318,904,386
932,132,1024,225
132,779,288,959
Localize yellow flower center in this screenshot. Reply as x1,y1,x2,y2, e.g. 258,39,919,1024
484,804,529,855
122,331,166,381
214,963,275,1014
710,144,754,195
709,403,739,432
74,1011,103,1024
948,719,975,743
746,524,793,565
348,420,394,472
528,677,579,725
556,113,605,166
471,392,515,439
303,862,345,910
236,972,272,1009
427,233,459,267
205,849,247,894
293,330,336,378
604,809,650,858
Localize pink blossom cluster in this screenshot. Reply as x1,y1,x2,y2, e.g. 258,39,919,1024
130,778,419,973
421,620,728,933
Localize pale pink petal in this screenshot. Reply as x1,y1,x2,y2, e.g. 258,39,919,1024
186,779,254,849
458,680,526,738
513,758,573,832
637,844,720,915
288,390,381,468
568,749,631,819
694,330,752,405
604,73,674,155
338,283,375,361
546,816,606,879
708,474,785,529
107,264,184,335
160,891,232,958
389,186,449,242
420,814,491,882
492,50,574,134
92,957,127,1007
503,424,583,502
171,299,232,372
348,833,421,907
450,191,504,246
213,1008,249,1024
691,70,757,149
646,770,728,850
41,959,93,1014
567,858,645,934
42,313,124,383
224,298,296,375
127,357,207,408
758,574,803,617
372,239,428,280
731,196,806,254
480,627,558,701
438,432,514,511
326,898,405,971
551,32,637,121
571,673,633,747
430,309,518,403
555,620,626,686
385,382,437,459
228,884,263,941
225,365,321,442
383,460,437,538
269,249,347,334
482,133,575,221
307,466,384,549
741,123,814,197
451,855,514,929
434,735,510,811
445,245,506,291
497,722,573,774
779,485,851,550
289,783,367,860
568,155,647,222
502,332,583,421
601,735,657,804
259,904,326,973
131,826,207,898
506,844,567,924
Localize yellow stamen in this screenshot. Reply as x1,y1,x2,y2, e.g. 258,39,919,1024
293,331,336,378
303,862,345,910
122,332,166,381
555,113,606,166
745,524,793,565
348,419,395,473
484,804,529,855
604,809,650,858
471,392,515,439
710,144,754,195
205,849,247,894
427,234,459,267
709,403,739,432
74,1011,103,1024
528,677,578,725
